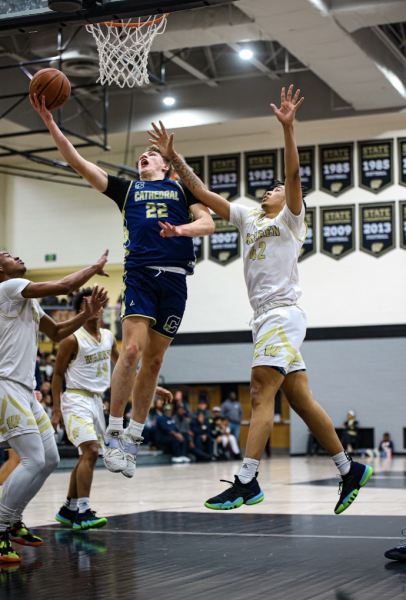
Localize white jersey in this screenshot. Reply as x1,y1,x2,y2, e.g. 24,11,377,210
65,327,114,395
229,203,307,312
0,278,44,390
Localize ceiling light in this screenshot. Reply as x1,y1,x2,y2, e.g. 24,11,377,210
239,49,253,60
163,97,175,106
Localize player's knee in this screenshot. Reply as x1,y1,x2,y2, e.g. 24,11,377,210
250,384,265,409
83,444,99,464
30,451,46,474
45,446,60,473
123,343,140,367
145,356,164,376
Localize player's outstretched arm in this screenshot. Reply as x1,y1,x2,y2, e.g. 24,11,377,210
22,250,109,299
148,121,231,221
158,202,214,239
271,85,304,216
30,93,108,192
51,335,77,432
39,286,109,343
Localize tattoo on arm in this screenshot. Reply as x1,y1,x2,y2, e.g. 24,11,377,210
171,155,205,191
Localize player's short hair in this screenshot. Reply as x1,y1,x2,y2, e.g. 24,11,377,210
146,145,173,179
73,287,93,314
270,179,307,210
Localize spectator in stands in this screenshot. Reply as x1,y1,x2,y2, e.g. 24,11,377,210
40,381,52,396
156,404,191,464
341,410,359,454
190,411,212,460
220,417,241,459
211,406,221,419
193,399,210,420
44,354,56,382
173,390,191,416
220,391,243,444
42,394,53,418
210,416,225,460
379,432,394,457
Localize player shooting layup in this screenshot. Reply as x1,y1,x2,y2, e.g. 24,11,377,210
0,250,108,562
149,85,373,514
31,94,214,479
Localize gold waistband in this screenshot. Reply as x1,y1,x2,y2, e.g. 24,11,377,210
66,388,102,399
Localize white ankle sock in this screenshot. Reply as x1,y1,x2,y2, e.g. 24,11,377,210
108,416,123,432
332,451,351,476
78,497,90,514
65,497,78,511
128,420,144,438
238,458,260,484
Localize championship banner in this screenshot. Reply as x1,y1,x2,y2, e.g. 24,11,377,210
320,205,355,260
245,150,278,202
358,139,393,194
397,138,406,188
209,215,240,265
359,202,395,257
400,201,406,250
298,146,315,194
193,236,204,263
184,156,205,181
208,154,240,201
319,143,354,196
299,207,316,262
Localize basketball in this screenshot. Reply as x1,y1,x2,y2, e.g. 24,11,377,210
29,68,71,110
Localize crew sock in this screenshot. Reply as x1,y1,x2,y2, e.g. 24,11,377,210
64,497,78,512
238,458,260,484
78,497,90,514
108,416,124,432
332,451,351,476
128,420,144,438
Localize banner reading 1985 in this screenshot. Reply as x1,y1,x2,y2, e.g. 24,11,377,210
398,138,406,188
299,207,316,262
209,215,240,266
319,143,353,196
320,205,355,260
358,139,393,194
359,202,395,257
245,150,278,201
185,156,204,182
400,201,406,250
208,154,240,201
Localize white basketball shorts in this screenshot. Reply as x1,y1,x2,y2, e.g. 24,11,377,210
61,390,106,456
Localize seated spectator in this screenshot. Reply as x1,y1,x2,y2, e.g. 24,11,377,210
42,394,53,418
210,416,226,460
341,410,359,454
379,432,394,457
193,399,210,420
173,390,191,417
156,404,191,464
40,381,52,396
220,417,241,459
211,406,221,419
190,411,212,460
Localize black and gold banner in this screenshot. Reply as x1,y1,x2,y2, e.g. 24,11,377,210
245,150,278,202
209,215,240,265
398,138,406,188
320,205,355,260
400,201,406,250
298,146,315,194
185,156,205,181
299,207,316,262
358,139,393,194
193,236,204,263
208,154,240,201
319,143,353,196
359,202,395,257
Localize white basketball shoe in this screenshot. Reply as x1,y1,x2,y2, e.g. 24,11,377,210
103,430,127,473
121,430,143,478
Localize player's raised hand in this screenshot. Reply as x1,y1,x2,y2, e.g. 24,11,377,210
148,121,176,159
158,221,183,238
29,93,54,125
270,85,304,127
83,286,109,319
94,249,110,277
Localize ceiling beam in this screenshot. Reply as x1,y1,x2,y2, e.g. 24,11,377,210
227,42,279,80
163,50,218,87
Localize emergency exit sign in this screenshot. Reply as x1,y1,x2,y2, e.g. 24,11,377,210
45,254,57,262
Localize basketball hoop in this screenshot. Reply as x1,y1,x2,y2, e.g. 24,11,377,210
86,14,168,88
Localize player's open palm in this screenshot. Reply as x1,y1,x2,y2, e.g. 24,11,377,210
270,85,304,126
83,286,109,319
29,93,53,126
148,121,176,159
94,249,110,277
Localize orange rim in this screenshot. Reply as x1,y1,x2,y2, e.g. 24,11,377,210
101,14,168,28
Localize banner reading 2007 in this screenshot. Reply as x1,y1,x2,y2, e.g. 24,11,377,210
245,150,278,201
359,202,395,257
320,205,355,260
299,207,316,262
208,154,240,201
319,143,353,196
209,216,240,265
358,140,393,194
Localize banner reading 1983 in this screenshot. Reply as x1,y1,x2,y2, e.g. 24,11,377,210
359,202,395,257
208,154,240,201
319,143,353,196
209,215,240,265
320,205,355,260
398,138,406,188
245,150,278,201
358,139,393,193
299,207,316,262
400,201,406,250
185,156,205,181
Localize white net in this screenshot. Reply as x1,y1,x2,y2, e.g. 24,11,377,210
86,15,168,88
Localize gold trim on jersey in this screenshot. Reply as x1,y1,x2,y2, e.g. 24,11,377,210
0,299,28,319
66,388,102,399
121,181,133,215
78,327,107,348
280,213,308,244
174,180,188,206
36,412,52,434
150,328,174,340
122,313,157,325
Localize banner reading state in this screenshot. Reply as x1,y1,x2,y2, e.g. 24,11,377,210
359,202,395,257
400,201,406,250
299,207,316,262
245,150,278,201
319,143,354,196
320,205,355,260
208,154,240,201
398,139,406,188
358,139,393,194
209,215,240,265
184,156,205,181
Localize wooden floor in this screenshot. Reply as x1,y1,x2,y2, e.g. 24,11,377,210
3,456,406,599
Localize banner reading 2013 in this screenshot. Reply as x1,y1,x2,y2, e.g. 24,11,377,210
319,143,353,196
208,154,240,201
299,207,316,262
209,216,240,265
245,150,278,201
358,140,393,193
359,202,395,257
320,205,355,260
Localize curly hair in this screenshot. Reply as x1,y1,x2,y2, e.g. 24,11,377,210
270,179,307,210
73,287,93,314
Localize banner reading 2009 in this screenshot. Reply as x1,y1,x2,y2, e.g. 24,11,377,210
320,205,355,260
359,202,395,257
209,216,240,265
319,143,354,196
299,207,316,262
208,154,240,201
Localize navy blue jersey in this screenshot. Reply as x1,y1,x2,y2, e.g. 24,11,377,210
103,176,199,274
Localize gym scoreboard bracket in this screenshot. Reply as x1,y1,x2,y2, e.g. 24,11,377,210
299,207,316,262
358,139,393,194
245,150,278,202
209,216,240,266
184,156,205,183
400,201,406,250
398,138,406,188
193,237,204,263
208,154,240,201
319,143,354,197
320,205,355,260
359,202,395,257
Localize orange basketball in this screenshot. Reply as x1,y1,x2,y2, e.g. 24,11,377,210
29,68,71,110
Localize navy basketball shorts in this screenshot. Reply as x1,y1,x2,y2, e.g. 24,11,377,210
120,267,188,339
